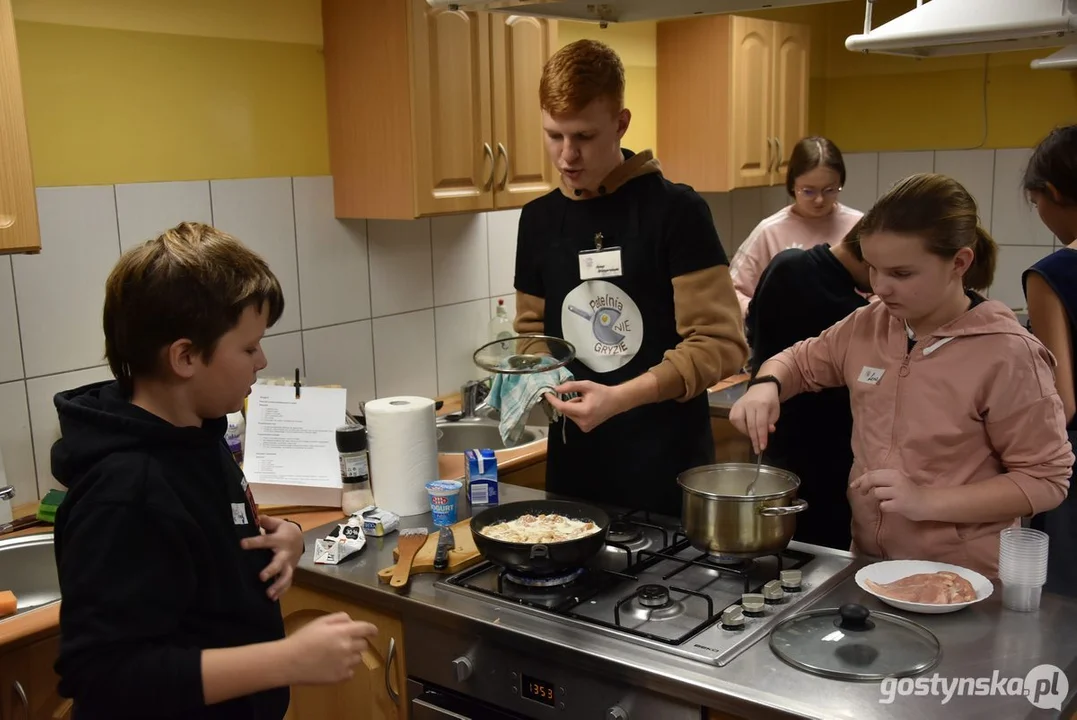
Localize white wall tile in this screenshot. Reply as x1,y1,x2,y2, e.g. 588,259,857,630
435,300,490,395
210,178,302,334
491,294,516,326
293,176,371,328
877,151,934,196
992,149,1054,247
368,219,434,317
0,381,35,502
730,188,764,255
702,193,735,257
115,181,212,251
27,365,113,495
303,320,375,414
839,152,879,215
487,209,521,297
259,332,304,380
990,245,1054,311
761,186,790,219
0,259,23,383
432,214,490,305
934,150,995,232
14,186,120,378
372,310,437,398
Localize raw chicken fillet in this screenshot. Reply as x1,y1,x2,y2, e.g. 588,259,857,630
865,571,977,604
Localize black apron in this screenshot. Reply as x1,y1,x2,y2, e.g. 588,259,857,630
540,193,713,519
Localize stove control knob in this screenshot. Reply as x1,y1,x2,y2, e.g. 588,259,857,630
452,656,474,682
606,706,629,720
781,569,803,591
763,579,785,603
721,605,745,630
741,593,765,615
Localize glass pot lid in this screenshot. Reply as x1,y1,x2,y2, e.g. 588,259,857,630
473,334,576,375
769,603,941,681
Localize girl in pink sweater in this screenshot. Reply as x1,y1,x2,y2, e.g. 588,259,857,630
731,173,1073,577
730,136,863,316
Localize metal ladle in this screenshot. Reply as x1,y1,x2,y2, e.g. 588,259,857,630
745,453,764,496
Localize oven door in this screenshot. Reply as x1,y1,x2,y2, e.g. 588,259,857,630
409,679,532,720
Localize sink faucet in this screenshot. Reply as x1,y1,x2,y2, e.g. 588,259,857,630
0,485,14,533
460,378,491,418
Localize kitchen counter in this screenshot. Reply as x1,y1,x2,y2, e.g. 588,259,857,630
295,484,1077,720
709,372,749,419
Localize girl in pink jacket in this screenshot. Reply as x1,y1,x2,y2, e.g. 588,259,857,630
730,136,863,316
731,173,1073,578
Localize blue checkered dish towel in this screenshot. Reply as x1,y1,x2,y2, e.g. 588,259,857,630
487,357,575,447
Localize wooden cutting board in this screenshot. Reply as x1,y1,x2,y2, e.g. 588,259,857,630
377,518,482,583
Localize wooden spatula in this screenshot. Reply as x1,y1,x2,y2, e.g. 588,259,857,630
390,528,429,588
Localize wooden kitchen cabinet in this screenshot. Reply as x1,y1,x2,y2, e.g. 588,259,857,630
0,634,73,720
657,15,810,193
322,0,558,220
280,585,407,720
0,0,41,254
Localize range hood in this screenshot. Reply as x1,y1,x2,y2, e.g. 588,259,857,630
845,0,1077,58
428,0,836,24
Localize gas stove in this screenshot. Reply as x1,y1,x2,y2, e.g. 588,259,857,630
437,509,855,667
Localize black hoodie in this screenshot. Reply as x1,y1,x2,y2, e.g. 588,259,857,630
51,381,289,720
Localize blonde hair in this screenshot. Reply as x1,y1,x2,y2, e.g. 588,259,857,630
104,222,285,391
854,173,997,291
540,39,625,116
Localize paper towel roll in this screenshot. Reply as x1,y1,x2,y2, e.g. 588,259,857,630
365,396,439,517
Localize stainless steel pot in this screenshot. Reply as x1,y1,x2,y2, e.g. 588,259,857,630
678,463,809,558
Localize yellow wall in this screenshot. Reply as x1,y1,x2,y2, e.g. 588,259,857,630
558,21,657,155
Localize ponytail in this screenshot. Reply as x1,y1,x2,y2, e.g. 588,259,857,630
964,225,997,291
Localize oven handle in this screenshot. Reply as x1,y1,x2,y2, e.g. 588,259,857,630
412,697,470,719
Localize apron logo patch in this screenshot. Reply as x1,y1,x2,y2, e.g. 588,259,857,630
562,280,644,373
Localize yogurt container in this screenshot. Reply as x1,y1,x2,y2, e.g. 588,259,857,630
426,480,463,526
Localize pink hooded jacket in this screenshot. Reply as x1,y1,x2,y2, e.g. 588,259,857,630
769,299,1072,577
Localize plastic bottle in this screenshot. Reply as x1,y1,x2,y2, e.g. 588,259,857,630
489,298,513,345
337,424,374,515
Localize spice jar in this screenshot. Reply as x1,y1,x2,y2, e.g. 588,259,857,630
337,424,373,515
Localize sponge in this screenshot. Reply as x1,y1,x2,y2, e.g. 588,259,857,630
0,590,17,618
36,489,66,524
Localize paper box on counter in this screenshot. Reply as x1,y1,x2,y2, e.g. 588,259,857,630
465,448,499,505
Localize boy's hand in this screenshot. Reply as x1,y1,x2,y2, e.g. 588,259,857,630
850,469,932,522
241,515,306,601
284,612,379,685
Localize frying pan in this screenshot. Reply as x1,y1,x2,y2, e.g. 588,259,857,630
568,304,625,345
470,499,610,576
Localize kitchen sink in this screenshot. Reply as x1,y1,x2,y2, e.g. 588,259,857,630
0,534,60,620
436,419,547,454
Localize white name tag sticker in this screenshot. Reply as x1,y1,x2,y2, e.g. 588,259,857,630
231,502,249,525
579,247,623,280
857,366,885,385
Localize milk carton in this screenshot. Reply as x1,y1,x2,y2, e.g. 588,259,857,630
464,448,499,505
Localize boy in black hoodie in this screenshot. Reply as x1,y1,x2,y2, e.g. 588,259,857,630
51,222,377,719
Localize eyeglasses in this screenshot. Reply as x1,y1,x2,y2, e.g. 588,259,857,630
795,186,842,199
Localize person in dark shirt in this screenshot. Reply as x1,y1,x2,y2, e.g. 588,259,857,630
745,220,869,549
515,39,748,516
51,222,377,719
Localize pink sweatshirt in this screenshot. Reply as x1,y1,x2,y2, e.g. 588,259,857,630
730,204,863,316
770,299,1072,577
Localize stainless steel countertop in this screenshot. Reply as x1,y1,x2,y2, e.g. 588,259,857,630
296,485,1077,719
709,381,747,419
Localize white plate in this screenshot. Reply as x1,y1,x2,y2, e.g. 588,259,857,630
855,560,994,614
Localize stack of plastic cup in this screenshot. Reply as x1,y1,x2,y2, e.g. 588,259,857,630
998,528,1049,612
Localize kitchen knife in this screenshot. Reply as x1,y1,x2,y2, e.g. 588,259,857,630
433,526,455,570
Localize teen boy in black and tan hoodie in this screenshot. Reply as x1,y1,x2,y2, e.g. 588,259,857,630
50,222,376,719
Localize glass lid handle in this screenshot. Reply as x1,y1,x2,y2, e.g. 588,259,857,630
837,603,874,632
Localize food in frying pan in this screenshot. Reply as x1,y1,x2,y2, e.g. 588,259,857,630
864,571,977,604
479,513,602,544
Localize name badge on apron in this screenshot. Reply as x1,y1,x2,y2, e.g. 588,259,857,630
579,232,622,280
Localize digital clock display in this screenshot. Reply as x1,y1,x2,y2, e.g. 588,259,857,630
521,673,556,706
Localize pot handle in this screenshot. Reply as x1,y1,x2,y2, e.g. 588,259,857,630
529,544,549,559
759,499,809,517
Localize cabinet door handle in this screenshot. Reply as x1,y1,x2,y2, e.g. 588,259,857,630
385,636,400,705
766,137,775,173
496,143,510,190
13,680,29,719
482,143,495,191
775,137,783,172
